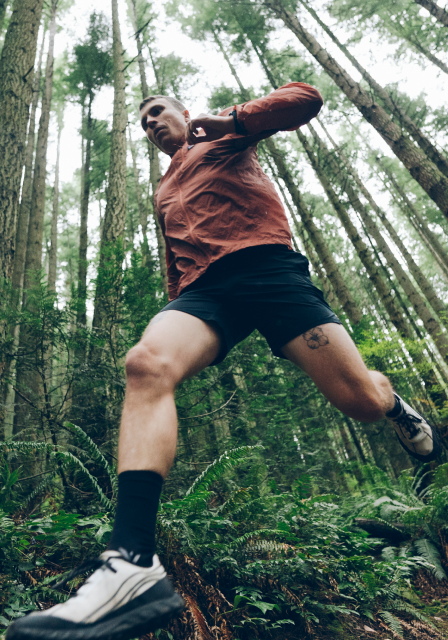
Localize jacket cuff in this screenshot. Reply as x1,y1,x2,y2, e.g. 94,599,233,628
230,109,248,136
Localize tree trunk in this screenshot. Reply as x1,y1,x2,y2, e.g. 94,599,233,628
48,111,62,291
11,28,46,293
128,129,148,241
319,119,448,328
297,127,411,337
77,93,93,330
13,0,57,431
265,154,335,303
22,0,58,294
263,137,361,325
375,154,448,279
0,0,45,283
263,0,448,217
300,0,448,178
414,0,448,27
309,123,448,362
130,0,167,293
91,0,127,333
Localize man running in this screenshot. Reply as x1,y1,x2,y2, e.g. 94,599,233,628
9,83,441,640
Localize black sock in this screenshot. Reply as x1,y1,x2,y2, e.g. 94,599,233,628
386,393,402,419
108,470,163,567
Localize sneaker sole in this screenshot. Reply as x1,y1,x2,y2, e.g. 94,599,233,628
6,592,185,640
396,420,443,463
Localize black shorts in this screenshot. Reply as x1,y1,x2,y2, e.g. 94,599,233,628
162,244,342,365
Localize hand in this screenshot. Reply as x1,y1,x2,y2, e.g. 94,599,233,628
185,113,235,145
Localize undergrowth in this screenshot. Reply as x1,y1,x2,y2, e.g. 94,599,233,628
1,435,448,638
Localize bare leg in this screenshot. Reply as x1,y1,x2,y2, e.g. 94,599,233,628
281,323,395,421
118,310,222,477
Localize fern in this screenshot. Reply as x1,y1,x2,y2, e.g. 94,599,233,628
381,546,397,561
1,441,113,512
186,445,264,496
64,423,118,498
393,600,434,627
20,472,59,508
54,451,113,512
414,538,447,580
380,611,403,637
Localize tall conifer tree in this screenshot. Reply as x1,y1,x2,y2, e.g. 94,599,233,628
0,0,45,283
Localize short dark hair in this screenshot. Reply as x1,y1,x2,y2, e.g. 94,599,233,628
139,95,186,112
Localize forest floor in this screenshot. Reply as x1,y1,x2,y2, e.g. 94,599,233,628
311,571,448,640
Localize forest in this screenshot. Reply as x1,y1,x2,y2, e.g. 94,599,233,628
1,0,448,637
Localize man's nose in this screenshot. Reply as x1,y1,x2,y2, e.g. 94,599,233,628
146,116,158,130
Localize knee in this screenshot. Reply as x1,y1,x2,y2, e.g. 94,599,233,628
125,344,177,393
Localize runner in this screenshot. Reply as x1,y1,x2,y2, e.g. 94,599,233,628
8,83,442,640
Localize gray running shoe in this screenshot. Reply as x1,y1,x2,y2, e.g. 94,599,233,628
388,393,442,462
6,551,184,640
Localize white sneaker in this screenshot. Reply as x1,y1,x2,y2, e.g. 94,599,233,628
388,393,442,462
6,550,184,640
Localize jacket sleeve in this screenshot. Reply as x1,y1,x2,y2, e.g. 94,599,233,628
226,83,323,136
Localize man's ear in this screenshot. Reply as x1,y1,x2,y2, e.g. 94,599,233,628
183,109,190,123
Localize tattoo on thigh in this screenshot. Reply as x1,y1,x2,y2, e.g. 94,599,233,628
302,326,329,350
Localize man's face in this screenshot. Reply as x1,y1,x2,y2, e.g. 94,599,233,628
140,98,190,156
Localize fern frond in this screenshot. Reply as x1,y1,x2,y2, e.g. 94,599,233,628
393,601,434,627
243,539,294,555
414,538,447,580
186,445,264,496
53,451,113,512
20,472,59,508
232,528,298,549
64,423,118,498
381,546,397,561
1,441,54,454
380,611,403,637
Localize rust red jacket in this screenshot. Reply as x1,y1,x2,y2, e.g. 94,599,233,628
154,82,323,300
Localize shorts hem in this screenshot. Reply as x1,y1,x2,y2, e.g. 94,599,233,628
160,305,231,365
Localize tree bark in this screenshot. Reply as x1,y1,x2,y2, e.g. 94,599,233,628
130,0,167,293
48,111,62,291
319,119,448,328
297,128,411,337
0,0,45,283
264,153,335,303
308,123,448,361
414,0,448,27
11,28,46,293
263,137,362,325
375,154,448,279
263,0,448,217
77,93,93,330
22,0,58,294
299,0,448,178
128,129,148,240
92,0,128,332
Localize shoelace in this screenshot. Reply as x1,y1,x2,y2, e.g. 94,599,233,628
393,412,422,440
51,548,141,591
51,557,118,590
